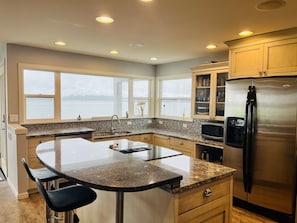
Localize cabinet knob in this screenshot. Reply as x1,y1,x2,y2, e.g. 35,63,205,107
204,188,212,197
179,141,183,145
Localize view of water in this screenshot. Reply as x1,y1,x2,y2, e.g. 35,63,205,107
26,99,190,120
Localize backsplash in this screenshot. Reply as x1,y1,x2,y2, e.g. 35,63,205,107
23,118,202,136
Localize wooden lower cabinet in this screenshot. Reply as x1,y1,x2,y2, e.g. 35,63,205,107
129,133,153,144
153,134,170,147
178,177,231,223
94,133,196,157
27,136,55,190
169,137,196,158
154,134,196,158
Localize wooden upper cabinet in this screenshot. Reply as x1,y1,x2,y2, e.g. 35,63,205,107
229,44,264,78
191,62,228,121
264,38,297,75
226,28,297,79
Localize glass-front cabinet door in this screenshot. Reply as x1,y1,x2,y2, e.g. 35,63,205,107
192,62,228,121
215,72,227,117
195,74,211,116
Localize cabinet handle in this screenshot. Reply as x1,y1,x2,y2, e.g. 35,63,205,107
204,188,212,197
179,141,183,145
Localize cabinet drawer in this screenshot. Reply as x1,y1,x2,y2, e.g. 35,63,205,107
170,138,194,150
179,195,230,223
139,134,153,143
28,136,55,148
153,135,170,147
178,178,230,214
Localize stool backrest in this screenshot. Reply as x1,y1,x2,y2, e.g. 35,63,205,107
21,158,36,182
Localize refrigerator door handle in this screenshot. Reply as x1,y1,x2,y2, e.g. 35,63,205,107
243,87,251,193
247,86,257,193
243,86,256,193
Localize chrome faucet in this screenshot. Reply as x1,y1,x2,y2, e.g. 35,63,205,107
110,114,120,134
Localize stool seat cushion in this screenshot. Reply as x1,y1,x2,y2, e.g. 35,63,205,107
46,185,97,212
22,158,59,182
31,167,60,182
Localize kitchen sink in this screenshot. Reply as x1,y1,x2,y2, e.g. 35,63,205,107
119,147,151,154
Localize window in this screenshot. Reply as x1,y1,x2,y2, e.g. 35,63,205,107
133,80,150,116
20,67,153,123
23,70,56,120
158,77,192,119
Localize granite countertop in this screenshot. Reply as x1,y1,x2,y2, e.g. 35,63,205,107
149,155,236,194
26,126,223,148
93,128,224,148
36,138,182,192
36,138,235,194
26,127,95,137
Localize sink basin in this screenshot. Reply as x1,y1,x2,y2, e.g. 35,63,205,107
94,131,131,137
119,147,151,154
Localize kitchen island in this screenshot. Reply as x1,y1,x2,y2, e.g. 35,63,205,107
36,138,235,223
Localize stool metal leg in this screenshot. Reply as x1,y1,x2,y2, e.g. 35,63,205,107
64,211,73,223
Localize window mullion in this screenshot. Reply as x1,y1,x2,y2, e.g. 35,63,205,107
55,72,61,121
128,79,133,116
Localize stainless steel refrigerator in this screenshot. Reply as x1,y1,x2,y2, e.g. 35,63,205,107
223,77,297,221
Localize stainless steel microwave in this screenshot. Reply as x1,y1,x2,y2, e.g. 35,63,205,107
201,122,224,141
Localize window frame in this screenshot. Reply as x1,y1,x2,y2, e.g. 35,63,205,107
156,74,192,121
18,63,154,124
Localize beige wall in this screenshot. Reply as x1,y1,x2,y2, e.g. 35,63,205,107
6,44,155,122
155,51,228,77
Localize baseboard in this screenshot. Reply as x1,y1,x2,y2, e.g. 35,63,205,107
6,177,29,200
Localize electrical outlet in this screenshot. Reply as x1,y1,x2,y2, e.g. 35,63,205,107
183,123,187,128
159,120,163,124
147,119,152,124
127,121,132,125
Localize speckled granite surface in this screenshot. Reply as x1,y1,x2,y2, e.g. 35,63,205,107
26,127,95,137
36,138,234,194
148,155,236,194
36,138,182,192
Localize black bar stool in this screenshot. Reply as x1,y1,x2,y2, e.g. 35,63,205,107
36,177,97,223
21,158,60,222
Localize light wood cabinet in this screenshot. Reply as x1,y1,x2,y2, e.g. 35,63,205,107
27,136,55,190
226,28,297,79
129,133,153,144
154,134,196,158
169,137,196,157
153,134,170,148
178,177,232,223
191,62,228,121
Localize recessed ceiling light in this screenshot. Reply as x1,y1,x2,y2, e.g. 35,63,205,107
96,16,114,24
238,30,254,37
110,50,119,55
140,0,153,2
55,41,66,46
150,57,158,61
256,0,286,11
206,44,217,49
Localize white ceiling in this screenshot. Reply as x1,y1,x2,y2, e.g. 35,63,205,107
0,0,297,65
